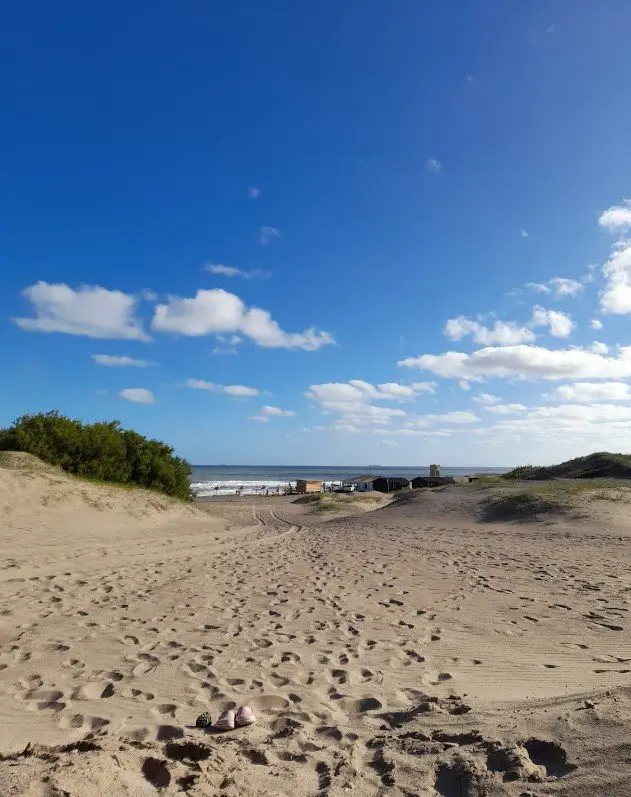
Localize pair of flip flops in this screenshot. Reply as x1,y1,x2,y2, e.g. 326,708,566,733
195,705,256,731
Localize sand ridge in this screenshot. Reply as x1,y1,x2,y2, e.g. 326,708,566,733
2,469,631,794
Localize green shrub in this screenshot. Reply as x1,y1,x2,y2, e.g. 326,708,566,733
0,411,192,500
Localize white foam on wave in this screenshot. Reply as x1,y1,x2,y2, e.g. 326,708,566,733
191,479,296,497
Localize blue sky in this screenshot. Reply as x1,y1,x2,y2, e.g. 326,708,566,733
3,1,631,466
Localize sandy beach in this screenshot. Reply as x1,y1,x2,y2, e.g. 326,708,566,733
2,458,631,795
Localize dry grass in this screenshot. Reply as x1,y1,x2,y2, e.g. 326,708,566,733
293,491,390,513
481,479,631,522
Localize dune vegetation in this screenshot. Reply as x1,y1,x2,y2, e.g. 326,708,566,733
0,411,192,500
504,452,631,481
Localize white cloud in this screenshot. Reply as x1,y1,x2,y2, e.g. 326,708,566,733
399,344,631,381
444,316,535,345
306,382,416,426
184,379,215,391
474,392,500,405
520,229,529,238
14,282,149,341
530,403,631,423
92,354,153,367
550,277,583,298
183,379,260,397
524,277,583,299
259,226,280,246
526,282,551,294
530,306,575,338
600,240,631,315
152,288,334,350
140,288,158,302
249,415,270,423
484,403,527,415
120,388,155,404
407,411,480,427
332,423,362,434
590,341,609,354
599,200,631,232
304,380,435,426
446,307,574,345
478,403,631,452
591,318,603,330
458,379,471,391
206,264,270,280
224,385,259,397
261,405,295,417
248,186,261,199
551,382,631,402
425,158,442,174
306,380,435,407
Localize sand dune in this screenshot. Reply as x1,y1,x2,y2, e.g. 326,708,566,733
2,466,631,795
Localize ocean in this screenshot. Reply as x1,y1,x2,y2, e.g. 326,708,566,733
190,465,510,496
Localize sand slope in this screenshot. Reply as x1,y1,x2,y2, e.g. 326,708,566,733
2,472,631,795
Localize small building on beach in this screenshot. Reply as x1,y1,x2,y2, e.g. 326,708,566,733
372,476,410,493
343,475,410,493
296,479,323,494
342,475,376,492
411,476,455,489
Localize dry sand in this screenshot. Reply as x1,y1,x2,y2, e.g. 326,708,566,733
2,460,631,794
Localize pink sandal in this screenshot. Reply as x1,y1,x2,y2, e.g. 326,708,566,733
236,705,256,726
214,709,236,730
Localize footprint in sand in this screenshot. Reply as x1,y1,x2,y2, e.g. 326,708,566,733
122,687,155,701
71,681,116,700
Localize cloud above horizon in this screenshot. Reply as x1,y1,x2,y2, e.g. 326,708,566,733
444,306,574,346
119,388,155,404
399,344,631,381
262,405,295,417
206,263,270,280
152,288,334,351
183,379,260,397
259,226,280,246
92,354,154,367
525,277,584,298
14,282,149,341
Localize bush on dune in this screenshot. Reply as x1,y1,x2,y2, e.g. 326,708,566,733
0,411,192,500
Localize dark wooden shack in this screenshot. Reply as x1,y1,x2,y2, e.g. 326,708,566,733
372,476,410,493
411,476,455,488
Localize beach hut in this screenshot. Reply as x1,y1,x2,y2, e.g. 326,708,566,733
296,479,323,494
341,475,376,492
411,476,455,489
372,476,410,493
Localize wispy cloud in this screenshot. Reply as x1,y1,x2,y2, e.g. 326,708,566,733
206,264,270,280
259,226,280,246
120,388,155,404
520,228,529,238
249,415,270,423
400,344,631,381
183,379,260,397
248,186,261,199
425,158,442,175
445,316,535,345
261,405,295,417
92,354,155,367
524,277,583,298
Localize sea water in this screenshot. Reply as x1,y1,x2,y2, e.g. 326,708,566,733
190,465,510,496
